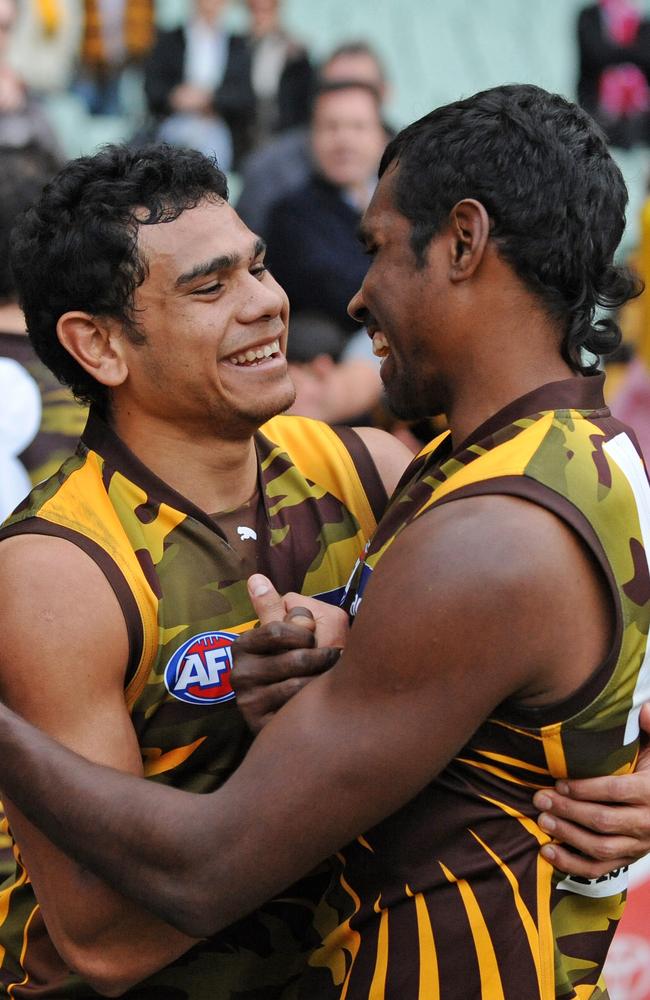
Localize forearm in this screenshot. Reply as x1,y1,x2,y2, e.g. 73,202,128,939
0,703,209,935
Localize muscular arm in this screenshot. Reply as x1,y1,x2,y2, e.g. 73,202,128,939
0,536,199,995
0,497,613,938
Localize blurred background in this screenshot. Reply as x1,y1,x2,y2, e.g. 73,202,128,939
1,9,650,993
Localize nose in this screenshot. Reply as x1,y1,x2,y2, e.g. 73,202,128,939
240,270,287,323
347,285,368,325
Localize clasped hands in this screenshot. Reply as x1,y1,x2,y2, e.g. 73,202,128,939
232,574,650,878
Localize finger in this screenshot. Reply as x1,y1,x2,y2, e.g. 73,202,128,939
248,574,286,626
537,810,645,861
545,773,648,805
285,606,317,630
231,646,339,691
239,675,315,716
533,788,647,834
235,620,318,657
539,841,638,878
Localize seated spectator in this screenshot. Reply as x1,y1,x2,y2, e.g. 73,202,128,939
145,0,245,170
0,145,86,486
236,41,391,235
577,0,650,146
0,0,63,158
74,0,154,116
8,0,82,96
242,0,313,152
266,79,386,338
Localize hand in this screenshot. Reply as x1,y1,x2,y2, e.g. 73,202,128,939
230,575,346,733
533,703,650,876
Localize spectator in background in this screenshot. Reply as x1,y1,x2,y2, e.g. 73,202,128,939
8,0,82,96
577,0,650,146
241,0,313,153
0,145,86,487
145,0,239,171
75,0,154,116
0,0,63,158
237,41,390,235
266,80,385,337
264,80,386,425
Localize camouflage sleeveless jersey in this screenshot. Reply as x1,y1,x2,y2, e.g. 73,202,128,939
298,375,650,1000
0,409,386,998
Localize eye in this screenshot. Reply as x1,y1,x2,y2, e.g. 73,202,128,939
192,281,223,296
362,244,378,257
250,264,269,279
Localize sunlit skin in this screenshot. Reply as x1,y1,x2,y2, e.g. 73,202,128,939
95,198,294,511
352,166,573,438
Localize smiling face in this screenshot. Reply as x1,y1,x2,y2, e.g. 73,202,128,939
311,87,386,192
115,198,294,439
349,167,454,420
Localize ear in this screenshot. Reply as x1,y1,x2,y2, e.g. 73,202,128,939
57,312,129,388
448,199,490,283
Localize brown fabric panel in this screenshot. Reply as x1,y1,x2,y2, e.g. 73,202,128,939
421,474,623,727
455,372,607,454
0,519,142,687
330,425,388,524
82,408,228,540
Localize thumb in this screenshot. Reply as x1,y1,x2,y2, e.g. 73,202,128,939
248,574,287,625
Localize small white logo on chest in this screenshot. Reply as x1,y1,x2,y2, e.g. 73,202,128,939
237,526,257,541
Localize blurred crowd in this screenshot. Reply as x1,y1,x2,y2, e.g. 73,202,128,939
1,0,650,522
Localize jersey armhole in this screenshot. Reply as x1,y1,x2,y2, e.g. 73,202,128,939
0,520,144,690
422,475,623,725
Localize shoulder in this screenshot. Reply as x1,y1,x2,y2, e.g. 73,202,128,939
351,427,413,497
0,534,130,711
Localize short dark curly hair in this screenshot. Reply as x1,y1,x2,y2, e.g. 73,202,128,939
10,143,229,411
379,84,642,371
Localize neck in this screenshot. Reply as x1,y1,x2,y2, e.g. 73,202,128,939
445,312,575,447
0,301,27,334
111,409,259,513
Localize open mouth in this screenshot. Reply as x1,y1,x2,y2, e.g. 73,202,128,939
225,339,281,367
371,332,390,359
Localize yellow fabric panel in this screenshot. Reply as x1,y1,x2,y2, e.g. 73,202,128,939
469,830,547,997
368,900,389,1000
440,863,505,1000
540,723,568,778
36,0,60,34
415,412,555,517
35,453,158,710
141,738,207,777
261,416,377,542
416,430,451,460
405,884,440,1000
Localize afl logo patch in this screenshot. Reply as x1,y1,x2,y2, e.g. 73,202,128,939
164,631,238,706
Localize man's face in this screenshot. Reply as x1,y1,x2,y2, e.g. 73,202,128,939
349,167,454,420
117,198,294,438
311,88,386,191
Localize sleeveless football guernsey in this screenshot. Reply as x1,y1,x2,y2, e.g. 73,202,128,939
0,409,386,999
298,375,650,1000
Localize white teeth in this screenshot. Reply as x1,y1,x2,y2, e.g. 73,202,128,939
226,339,281,366
372,332,390,358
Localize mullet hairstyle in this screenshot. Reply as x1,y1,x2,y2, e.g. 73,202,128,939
379,83,642,371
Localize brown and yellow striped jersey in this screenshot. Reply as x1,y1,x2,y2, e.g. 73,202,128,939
0,409,386,999
299,374,650,1000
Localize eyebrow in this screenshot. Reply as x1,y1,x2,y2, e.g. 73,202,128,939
175,237,267,288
